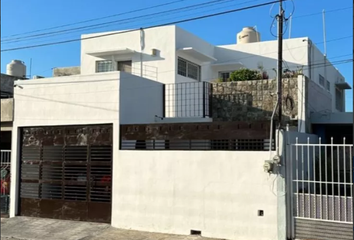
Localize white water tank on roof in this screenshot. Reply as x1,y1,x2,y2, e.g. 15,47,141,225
237,27,260,44
6,60,26,78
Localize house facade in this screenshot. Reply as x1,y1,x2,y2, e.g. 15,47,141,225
76,25,350,113
5,25,352,240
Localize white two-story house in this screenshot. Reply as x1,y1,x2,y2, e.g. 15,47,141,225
78,25,350,113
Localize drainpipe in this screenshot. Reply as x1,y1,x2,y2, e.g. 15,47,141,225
307,40,312,80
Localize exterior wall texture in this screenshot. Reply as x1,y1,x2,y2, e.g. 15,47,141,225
80,26,176,84
112,150,278,240
1,98,13,122
53,66,81,77
119,72,163,124
308,79,332,114
211,78,298,122
310,43,346,112
10,71,165,218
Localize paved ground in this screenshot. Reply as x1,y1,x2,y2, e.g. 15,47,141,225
1,217,222,240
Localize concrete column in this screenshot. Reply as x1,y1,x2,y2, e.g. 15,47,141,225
297,75,308,133
9,127,20,217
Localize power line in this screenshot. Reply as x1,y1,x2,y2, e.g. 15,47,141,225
293,6,353,19
0,1,280,52
0,0,186,40
1,1,263,48
3,1,349,45
1,0,256,44
213,35,353,65
0,0,243,43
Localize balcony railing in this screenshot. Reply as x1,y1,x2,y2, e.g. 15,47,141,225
163,82,212,118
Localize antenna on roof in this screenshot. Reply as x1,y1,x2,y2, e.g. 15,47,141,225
288,15,292,39
29,58,32,79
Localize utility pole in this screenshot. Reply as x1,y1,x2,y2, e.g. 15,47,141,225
277,0,284,127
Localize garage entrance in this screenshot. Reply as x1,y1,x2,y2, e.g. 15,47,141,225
19,124,113,223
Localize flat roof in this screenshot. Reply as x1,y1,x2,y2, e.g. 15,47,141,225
177,47,217,62
86,48,135,57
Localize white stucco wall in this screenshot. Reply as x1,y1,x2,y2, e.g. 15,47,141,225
119,72,163,124
308,79,332,114
310,43,346,112
112,151,278,240
215,38,309,80
9,71,164,217
81,26,176,84
175,27,216,83
9,72,121,217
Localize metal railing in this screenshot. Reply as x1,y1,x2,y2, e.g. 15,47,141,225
129,64,158,81
291,138,353,223
1,150,11,216
163,81,212,118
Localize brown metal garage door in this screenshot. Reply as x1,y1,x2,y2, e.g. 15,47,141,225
19,124,113,223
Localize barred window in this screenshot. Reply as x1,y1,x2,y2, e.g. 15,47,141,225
177,57,201,81
319,74,325,86
326,80,330,91
219,72,232,82
96,60,113,73
335,88,343,111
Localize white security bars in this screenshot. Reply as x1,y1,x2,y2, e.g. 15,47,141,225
291,138,353,223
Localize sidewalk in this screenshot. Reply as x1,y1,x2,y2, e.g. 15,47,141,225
1,217,222,240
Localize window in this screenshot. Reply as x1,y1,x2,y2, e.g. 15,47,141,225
319,74,325,87
177,57,201,81
335,88,343,111
219,72,232,82
117,61,132,73
326,80,330,91
96,60,113,73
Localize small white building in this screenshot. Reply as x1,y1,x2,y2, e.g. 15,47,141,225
80,25,350,113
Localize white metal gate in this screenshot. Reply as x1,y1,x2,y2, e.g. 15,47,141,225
288,137,353,240
1,150,11,216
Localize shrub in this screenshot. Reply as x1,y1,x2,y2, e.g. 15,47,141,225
229,68,262,81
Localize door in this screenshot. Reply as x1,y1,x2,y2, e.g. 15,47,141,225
19,124,113,223
286,136,353,240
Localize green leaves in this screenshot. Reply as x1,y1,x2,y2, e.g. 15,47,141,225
229,68,263,81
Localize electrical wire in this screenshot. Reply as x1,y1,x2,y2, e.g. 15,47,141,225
0,1,281,52
0,0,187,40
292,6,353,19
2,2,351,47
1,0,263,48
0,0,250,44
284,0,295,20
216,35,353,65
